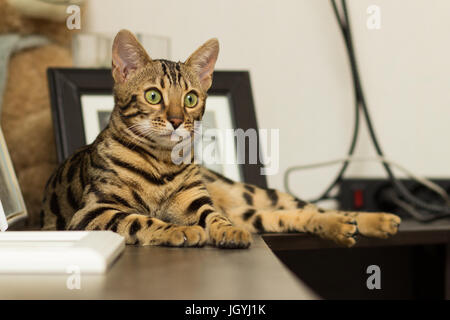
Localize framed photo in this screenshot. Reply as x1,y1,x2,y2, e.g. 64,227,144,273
47,68,267,188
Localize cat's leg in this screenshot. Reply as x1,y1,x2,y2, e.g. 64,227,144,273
198,206,253,249
229,206,361,247
169,177,252,249
201,169,400,247
67,192,206,247
238,184,401,241
231,206,400,247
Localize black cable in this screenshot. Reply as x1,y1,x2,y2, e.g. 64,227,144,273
383,188,447,222
289,0,450,219
335,0,450,217
310,0,361,203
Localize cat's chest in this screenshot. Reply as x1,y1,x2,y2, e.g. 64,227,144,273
129,164,196,208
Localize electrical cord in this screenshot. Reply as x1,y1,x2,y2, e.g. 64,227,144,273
337,0,450,217
284,156,450,205
308,0,361,203
382,188,446,222
284,0,450,220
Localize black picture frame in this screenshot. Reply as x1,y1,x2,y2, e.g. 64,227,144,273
47,68,267,188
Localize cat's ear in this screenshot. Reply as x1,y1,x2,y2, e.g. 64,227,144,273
112,29,152,83
185,38,219,91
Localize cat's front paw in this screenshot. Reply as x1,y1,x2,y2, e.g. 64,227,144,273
209,225,252,249
161,225,207,247
355,213,401,238
311,213,358,247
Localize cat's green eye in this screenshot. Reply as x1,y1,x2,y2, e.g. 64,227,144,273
145,89,162,105
184,92,198,108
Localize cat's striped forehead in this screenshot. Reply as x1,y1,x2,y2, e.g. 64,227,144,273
118,58,202,96
155,59,191,90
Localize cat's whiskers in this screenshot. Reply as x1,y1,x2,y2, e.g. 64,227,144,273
124,123,155,151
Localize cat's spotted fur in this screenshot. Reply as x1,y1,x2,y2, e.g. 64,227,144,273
41,30,401,248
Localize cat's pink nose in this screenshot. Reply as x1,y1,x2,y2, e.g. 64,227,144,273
169,118,183,129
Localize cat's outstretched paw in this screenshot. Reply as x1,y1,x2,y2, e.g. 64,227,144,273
311,213,359,247
209,225,252,249
355,213,401,238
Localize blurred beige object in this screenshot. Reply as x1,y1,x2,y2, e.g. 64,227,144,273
7,0,84,22
73,32,171,67
0,0,81,228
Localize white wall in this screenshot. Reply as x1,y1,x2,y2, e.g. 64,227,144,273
84,0,450,200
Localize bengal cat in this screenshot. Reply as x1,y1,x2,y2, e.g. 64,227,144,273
41,30,401,249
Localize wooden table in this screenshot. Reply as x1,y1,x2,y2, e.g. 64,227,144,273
263,219,450,250
0,236,317,300
4,219,449,299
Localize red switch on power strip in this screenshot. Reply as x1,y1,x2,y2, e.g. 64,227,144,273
353,189,364,209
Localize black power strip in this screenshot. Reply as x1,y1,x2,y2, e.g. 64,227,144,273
338,178,450,218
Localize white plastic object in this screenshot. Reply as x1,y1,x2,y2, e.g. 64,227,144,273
0,231,125,274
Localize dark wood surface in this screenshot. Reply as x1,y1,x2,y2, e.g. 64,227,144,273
262,218,450,299
446,244,450,300
0,236,317,300
263,218,450,251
